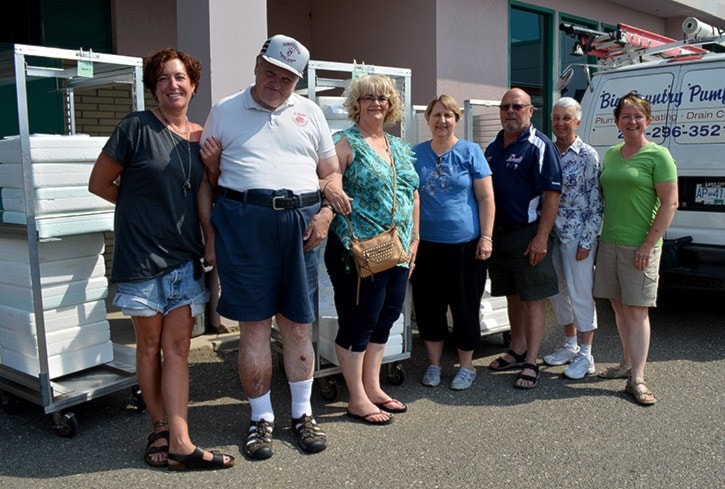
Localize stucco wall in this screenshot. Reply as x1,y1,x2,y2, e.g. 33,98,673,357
111,0,177,57
436,0,510,105
269,0,438,107
266,0,674,109
177,0,266,122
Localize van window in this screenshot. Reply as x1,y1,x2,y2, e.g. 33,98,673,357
588,72,675,147
676,67,725,145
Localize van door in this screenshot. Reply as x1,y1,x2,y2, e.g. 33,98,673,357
581,67,678,153
670,63,725,247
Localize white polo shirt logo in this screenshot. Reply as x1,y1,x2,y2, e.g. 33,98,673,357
293,112,309,126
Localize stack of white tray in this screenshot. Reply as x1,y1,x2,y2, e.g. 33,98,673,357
0,233,113,379
0,134,114,238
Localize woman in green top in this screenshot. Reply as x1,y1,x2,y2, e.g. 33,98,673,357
593,91,678,406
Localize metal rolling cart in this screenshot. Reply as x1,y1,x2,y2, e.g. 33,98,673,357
0,44,143,436
272,61,414,402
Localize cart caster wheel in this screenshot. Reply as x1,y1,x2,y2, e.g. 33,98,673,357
131,385,146,412
52,411,79,438
0,390,24,415
386,363,405,386
317,378,340,402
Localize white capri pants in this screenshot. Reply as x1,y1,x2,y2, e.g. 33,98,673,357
550,239,598,332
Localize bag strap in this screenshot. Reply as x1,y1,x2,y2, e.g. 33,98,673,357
344,134,398,238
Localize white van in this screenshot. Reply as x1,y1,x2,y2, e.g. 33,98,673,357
561,19,725,290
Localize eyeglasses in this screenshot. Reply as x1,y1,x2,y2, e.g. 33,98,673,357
423,155,448,195
359,95,389,104
499,104,531,112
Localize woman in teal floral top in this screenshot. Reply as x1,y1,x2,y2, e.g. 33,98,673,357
324,75,419,425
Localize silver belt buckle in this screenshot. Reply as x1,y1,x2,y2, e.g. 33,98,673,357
272,196,290,210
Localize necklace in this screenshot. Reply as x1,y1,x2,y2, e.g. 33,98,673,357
157,109,192,196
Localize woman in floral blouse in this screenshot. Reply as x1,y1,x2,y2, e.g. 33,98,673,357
542,97,603,380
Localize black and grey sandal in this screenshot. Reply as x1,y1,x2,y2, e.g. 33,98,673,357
489,349,527,371
514,363,540,389
167,447,235,471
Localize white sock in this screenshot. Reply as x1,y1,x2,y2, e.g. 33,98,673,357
564,335,578,349
289,379,313,419
580,344,592,357
248,391,274,423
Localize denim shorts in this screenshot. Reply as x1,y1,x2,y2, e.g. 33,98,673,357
113,260,209,317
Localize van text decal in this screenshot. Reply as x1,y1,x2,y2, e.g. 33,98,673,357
599,84,725,109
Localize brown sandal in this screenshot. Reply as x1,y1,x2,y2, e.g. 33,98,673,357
625,379,657,406
598,362,631,379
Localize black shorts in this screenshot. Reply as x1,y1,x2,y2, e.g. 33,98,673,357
489,222,558,301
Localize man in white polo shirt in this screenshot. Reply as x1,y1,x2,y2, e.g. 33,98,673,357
200,34,350,460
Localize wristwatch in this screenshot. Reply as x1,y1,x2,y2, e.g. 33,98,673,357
322,203,335,214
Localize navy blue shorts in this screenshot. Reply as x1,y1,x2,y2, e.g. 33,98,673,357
212,196,320,324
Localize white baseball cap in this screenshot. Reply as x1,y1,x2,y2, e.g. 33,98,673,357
259,34,310,78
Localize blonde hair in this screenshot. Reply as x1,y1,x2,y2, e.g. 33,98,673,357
424,94,460,121
342,74,404,125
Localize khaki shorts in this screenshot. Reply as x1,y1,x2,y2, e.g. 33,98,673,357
593,241,662,307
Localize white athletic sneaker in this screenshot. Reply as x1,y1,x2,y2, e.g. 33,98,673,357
543,345,580,366
563,353,596,379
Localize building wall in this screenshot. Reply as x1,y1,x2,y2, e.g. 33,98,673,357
110,0,720,113
111,0,177,57
268,0,438,108
436,0,510,104
265,0,674,109
179,0,267,122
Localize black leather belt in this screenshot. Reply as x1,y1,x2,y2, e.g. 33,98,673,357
219,187,321,210
494,220,537,236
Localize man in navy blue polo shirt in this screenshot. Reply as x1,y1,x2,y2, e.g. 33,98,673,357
484,88,562,389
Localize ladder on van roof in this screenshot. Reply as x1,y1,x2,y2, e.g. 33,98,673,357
560,18,724,68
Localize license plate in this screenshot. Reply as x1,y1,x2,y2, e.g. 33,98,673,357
695,183,725,206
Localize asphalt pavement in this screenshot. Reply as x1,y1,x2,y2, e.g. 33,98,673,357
0,289,723,489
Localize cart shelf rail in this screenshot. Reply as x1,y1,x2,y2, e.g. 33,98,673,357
0,43,143,436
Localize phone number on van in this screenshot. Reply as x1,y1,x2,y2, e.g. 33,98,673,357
647,124,722,138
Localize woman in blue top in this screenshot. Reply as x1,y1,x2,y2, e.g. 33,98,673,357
411,95,495,391
325,75,419,425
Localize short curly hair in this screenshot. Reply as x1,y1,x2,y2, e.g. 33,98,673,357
142,48,202,101
342,74,404,126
